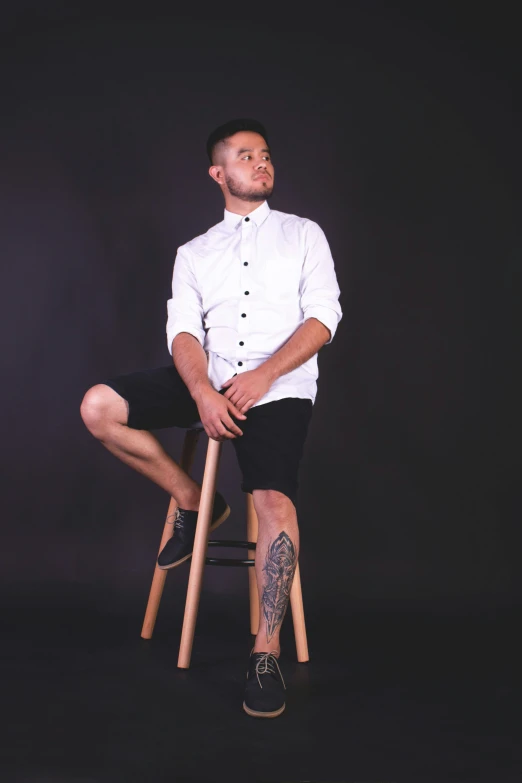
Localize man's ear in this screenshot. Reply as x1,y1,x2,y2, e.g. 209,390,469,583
208,165,224,185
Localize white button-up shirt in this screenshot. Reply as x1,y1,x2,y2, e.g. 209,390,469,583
166,200,342,408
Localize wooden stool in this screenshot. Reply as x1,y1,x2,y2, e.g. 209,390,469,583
141,424,309,669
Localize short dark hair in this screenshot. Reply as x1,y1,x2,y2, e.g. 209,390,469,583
206,118,269,164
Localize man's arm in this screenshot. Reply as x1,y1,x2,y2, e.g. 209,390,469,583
171,333,213,400
167,250,246,441
252,218,341,385
222,220,341,412
167,247,207,354
221,317,331,411
260,317,331,385
172,333,246,440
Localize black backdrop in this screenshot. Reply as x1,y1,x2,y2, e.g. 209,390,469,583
1,2,519,622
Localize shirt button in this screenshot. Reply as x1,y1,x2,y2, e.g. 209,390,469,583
241,313,246,318
239,341,244,346
243,262,248,266
244,291,249,295
244,217,250,222
238,361,243,366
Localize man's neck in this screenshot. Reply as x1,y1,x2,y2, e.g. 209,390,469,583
224,197,265,217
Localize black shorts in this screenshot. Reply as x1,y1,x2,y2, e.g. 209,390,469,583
103,365,313,507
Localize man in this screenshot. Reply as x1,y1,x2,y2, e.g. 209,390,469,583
81,118,342,718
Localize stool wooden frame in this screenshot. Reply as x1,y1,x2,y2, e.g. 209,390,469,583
141,425,309,669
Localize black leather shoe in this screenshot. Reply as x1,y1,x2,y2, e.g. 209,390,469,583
157,491,230,570
243,651,286,718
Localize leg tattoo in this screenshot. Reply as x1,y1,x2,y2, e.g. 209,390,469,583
261,531,298,643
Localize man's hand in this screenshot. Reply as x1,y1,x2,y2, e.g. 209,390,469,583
220,367,273,413
194,387,247,442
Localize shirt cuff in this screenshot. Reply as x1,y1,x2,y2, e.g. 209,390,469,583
167,325,206,355
303,306,340,344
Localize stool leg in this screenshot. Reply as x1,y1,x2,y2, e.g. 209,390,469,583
290,561,309,662
141,428,201,639
178,437,222,668
246,493,259,636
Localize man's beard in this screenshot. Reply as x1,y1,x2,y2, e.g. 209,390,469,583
225,173,274,202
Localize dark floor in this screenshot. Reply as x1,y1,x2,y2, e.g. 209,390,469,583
3,589,522,783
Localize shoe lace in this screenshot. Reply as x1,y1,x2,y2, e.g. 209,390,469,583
255,652,286,690
167,507,184,532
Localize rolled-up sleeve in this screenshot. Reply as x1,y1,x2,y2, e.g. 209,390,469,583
300,221,342,344
166,246,205,355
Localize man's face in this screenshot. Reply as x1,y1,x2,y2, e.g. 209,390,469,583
215,131,275,202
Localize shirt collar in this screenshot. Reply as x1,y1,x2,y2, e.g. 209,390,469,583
223,200,271,230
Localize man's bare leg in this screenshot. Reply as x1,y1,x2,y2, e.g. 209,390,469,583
80,384,202,510
251,489,299,656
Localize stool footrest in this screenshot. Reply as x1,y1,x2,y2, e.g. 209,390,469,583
205,557,255,566
205,539,257,567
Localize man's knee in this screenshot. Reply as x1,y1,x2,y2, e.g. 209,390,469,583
80,384,128,435
253,489,295,517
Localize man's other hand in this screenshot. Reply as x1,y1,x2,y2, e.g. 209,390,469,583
220,368,272,413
